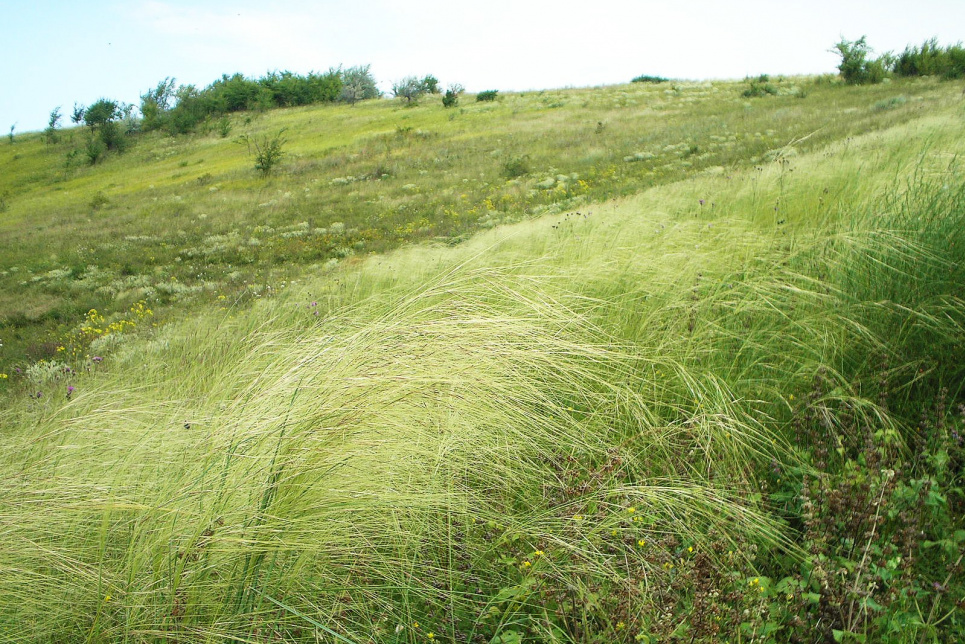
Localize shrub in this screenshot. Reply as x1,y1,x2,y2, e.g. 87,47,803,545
894,38,965,80
339,65,380,104
84,136,106,165
43,107,62,144
742,77,779,98
139,77,177,131
631,74,668,83
476,89,499,102
240,131,287,177
217,116,232,138
422,74,440,94
502,155,530,179
833,36,887,85
83,98,121,129
392,75,439,103
442,83,464,108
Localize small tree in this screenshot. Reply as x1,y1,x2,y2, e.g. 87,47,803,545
83,98,120,130
44,107,62,143
140,77,177,131
339,65,380,105
70,103,85,125
422,75,440,94
392,75,440,103
239,130,287,177
833,36,887,85
392,76,426,103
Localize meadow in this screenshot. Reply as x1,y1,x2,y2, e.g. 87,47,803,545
0,77,964,642
0,75,958,374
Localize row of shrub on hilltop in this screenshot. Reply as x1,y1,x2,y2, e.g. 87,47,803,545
834,36,965,85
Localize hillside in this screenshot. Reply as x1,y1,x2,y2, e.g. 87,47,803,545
1,78,964,642
0,76,958,376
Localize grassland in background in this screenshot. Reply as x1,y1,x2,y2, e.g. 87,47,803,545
1,77,964,642
0,76,960,377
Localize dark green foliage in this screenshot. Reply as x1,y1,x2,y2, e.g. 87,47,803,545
256,70,342,107
84,135,106,165
894,38,965,79
44,108,62,144
631,74,668,83
72,98,131,158
165,85,210,134
140,77,177,131
138,70,345,135
98,120,127,151
442,83,464,108
742,75,779,98
833,36,887,85
83,99,121,129
476,90,499,102
239,130,287,177
7,124,14,144
70,103,85,125
422,74,440,94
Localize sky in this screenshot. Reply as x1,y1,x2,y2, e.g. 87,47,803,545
3,0,964,133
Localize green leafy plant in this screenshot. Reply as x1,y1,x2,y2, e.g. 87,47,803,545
240,130,287,177
44,107,62,144
502,155,530,179
391,75,439,103
631,74,668,83
217,116,232,138
742,75,779,98
442,83,464,108
338,65,380,104
476,89,499,102
894,38,965,80
833,36,888,85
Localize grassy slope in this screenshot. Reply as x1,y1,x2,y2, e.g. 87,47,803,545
0,77,959,375
1,80,964,641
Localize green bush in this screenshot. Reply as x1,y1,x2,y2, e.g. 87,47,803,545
139,78,177,132
339,65,380,104
502,155,530,179
442,83,464,108
631,74,668,83
242,131,287,177
833,36,887,85
43,107,62,144
894,38,965,79
742,76,779,98
476,90,498,102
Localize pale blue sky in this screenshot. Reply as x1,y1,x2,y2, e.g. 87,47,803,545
3,0,964,133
